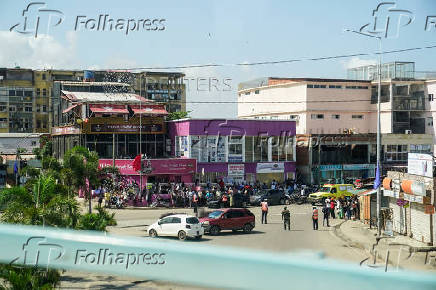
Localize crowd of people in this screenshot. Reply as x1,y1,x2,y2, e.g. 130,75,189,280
311,196,360,230
95,178,302,209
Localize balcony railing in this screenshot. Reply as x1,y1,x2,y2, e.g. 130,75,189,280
392,96,425,110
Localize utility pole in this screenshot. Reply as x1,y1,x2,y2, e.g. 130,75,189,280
376,37,382,237
344,29,382,237
139,73,143,194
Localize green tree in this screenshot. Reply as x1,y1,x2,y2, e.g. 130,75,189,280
166,111,190,121
63,146,99,214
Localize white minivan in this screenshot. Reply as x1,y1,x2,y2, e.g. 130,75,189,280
147,214,204,240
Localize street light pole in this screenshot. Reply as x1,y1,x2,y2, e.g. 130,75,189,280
344,29,382,237
139,73,143,195
376,37,382,237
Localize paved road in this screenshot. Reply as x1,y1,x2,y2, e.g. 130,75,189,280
60,204,368,289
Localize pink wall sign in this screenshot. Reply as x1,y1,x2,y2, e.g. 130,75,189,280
99,158,197,176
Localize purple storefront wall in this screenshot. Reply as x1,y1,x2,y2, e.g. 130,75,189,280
168,119,296,137
168,119,297,181
197,162,296,178
168,119,296,156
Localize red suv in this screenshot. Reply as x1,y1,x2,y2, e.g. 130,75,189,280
199,208,255,235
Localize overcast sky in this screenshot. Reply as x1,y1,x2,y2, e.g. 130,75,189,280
1,0,435,118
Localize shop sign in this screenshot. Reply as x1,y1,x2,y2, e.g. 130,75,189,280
319,165,342,171
91,123,163,133
411,182,426,196
228,156,243,163
343,164,376,170
408,153,433,178
228,164,244,176
99,158,196,175
256,162,285,173
403,193,424,204
51,126,81,135
425,205,435,215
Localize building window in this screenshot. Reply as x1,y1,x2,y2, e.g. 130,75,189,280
42,105,47,112
384,145,408,162
0,105,6,112
289,115,298,120
332,114,340,119
9,90,15,96
25,106,32,112
31,141,37,146
36,88,40,96
16,90,23,96
42,74,46,80
429,94,434,102
9,106,16,112
410,144,432,154
42,88,47,96
311,114,324,119
329,85,342,89
244,92,250,95
24,90,32,97
270,116,278,120
254,90,259,94
307,84,314,88
352,115,364,119
313,84,326,88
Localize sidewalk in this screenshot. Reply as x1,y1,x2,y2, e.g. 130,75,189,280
334,219,436,272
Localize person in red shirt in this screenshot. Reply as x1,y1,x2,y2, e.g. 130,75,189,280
330,198,336,219
261,199,269,224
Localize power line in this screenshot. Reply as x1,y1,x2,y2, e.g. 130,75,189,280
120,44,436,71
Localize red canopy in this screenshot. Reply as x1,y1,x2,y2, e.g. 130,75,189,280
89,104,129,114
130,105,168,116
62,104,79,114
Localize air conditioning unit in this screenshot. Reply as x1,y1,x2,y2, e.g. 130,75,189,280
405,130,412,134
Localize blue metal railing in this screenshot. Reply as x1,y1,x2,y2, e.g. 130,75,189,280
0,224,435,290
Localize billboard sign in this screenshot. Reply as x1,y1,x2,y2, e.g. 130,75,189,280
408,153,433,178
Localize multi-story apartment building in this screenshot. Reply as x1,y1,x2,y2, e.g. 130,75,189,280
237,62,435,183
0,68,186,134
0,68,35,133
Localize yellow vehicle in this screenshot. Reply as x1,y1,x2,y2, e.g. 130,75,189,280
308,184,355,204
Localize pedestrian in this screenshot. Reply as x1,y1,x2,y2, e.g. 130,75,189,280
322,204,330,227
98,194,103,208
193,193,198,216
261,199,269,224
312,206,319,230
281,206,291,230
330,198,335,219
346,201,352,220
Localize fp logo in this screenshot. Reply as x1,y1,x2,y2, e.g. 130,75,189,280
360,2,414,39
10,237,64,268
9,2,64,38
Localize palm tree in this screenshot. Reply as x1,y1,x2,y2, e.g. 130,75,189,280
63,146,99,214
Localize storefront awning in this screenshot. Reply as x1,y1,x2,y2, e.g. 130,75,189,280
62,104,79,114
351,189,377,196
130,105,168,116
89,104,129,114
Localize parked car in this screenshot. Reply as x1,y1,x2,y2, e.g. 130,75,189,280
207,192,249,208
147,214,204,240
199,208,255,235
249,189,288,205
